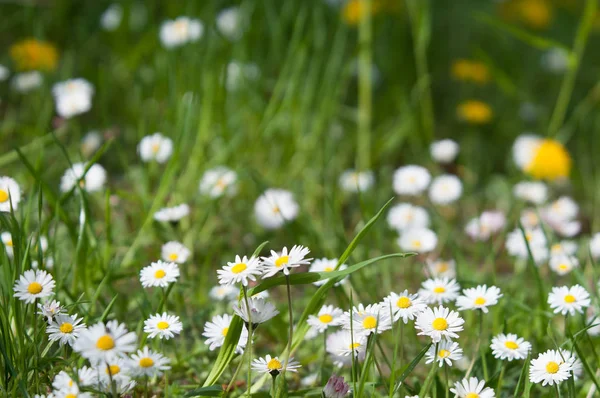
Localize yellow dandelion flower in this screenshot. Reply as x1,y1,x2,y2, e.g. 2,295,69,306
451,59,490,85
342,0,382,26
525,139,571,181
10,38,58,72
451,60,472,81
457,100,493,125
519,0,553,29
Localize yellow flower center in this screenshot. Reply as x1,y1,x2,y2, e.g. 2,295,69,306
457,100,493,124
519,0,552,29
505,341,519,350
323,267,334,272
438,349,450,358
412,240,422,248
564,294,576,303
319,314,333,324
558,264,568,271
151,143,160,153
140,357,154,368
474,297,487,305
106,365,121,375
168,253,178,261
525,139,571,181
362,315,377,329
231,263,247,274
350,342,361,349
65,394,76,398
0,190,9,203
272,206,280,214
396,296,411,309
275,255,289,268
437,262,449,272
96,335,115,351
465,393,480,398
433,286,446,294
342,0,381,25
6,239,13,247
27,282,43,294
267,358,282,371
546,361,560,374
215,178,227,188
222,327,229,336
432,317,448,331
60,323,74,334
154,269,166,279
157,321,169,330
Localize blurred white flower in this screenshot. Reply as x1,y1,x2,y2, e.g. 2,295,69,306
138,133,173,163
464,210,506,241
512,134,542,171
81,131,103,157
590,233,600,259
309,258,347,286
60,162,106,193
0,177,21,212
387,203,429,232
451,377,495,397
541,196,580,237
426,258,456,279
419,277,460,305
52,78,94,119
393,165,431,196
254,188,299,229
154,204,190,223
338,169,374,193
430,139,459,163
160,17,203,48
429,174,462,205
542,47,570,74
226,61,260,91
549,254,579,275
513,181,547,205
101,4,123,31
398,228,437,253
161,241,190,264
0,64,9,81
199,166,237,198
505,227,547,264
216,7,243,41
12,71,43,93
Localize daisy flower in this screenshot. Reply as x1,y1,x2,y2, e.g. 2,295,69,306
550,240,578,256
386,203,430,232
307,305,343,333
47,313,87,347
60,162,106,193
153,204,190,223
216,7,243,41
430,139,459,164
217,255,262,286
326,329,367,357
490,333,531,361
513,181,548,205
529,349,574,386
52,78,94,119
559,349,582,380
94,356,132,385
456,285,502,313
383,290,427,324
548,285,591,316
450,377,495,398
209,284,239,301
128,346,171,378
418,277,460,305
251,355,301,376
512,134,572,181
261,245,312,277
202,313,248,353
425,340,463,367
13,269,55,303
549,254,579,275
37,299,64,321
415,306,465,342
465,211,506,241
140,260,180,288
505,227,548,264
1,232,14,258
392,165,431,196
541,196,580,237
138,133,173,163
0,176,21,212
398,228,438,253
161,241,191,264
144,312,183,340
426,258,456,279
590,233,600,259
338,169,375,193
308,258,347,286
199,166,237,198
429,174,462,205
254,188,299,229
73,320,137,361
232,297,279,327
339,303,392,337
160,17,203,48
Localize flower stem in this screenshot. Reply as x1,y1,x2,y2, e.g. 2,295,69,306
242,286,253,397
496,363,506,395
465,311,483,378
283,274,294,378
444,363,450,398
357,0,373,172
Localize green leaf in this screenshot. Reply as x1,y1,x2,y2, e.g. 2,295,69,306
201,316,243,387
185,385,224,397
514,352,531,397
571,336,600,392
393,342,432,394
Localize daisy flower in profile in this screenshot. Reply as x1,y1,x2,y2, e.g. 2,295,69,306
128,346,171,378
339,303,392,337
160,17,203,48
548,285,591,316
383,290,427,324
138,133,173,163
429,174,462,205
425,340,463,367
513,181,548,205
430,139,459,164
161,241,191,264
450,377,495,398
490,333,531,361
338,169,375,193
1,232,14,258
60,162,107,193
153,204,190,223
232,297,279,327
307,305,343,333
590,233,600,259
456,285,502,313
419,277,460,305
0,176,21,212
73,320,137,361
47,314,86,346
386,203,430,232
202,313,248,353
13,269,55,303
251,355,301,376
392,165,431,196
549,254,579,275
38,299,63,321
199,166,237,198
217,255,262,286
254,188,299,229
529,349,574,386
426,258,456,279
415,306,465,342
309,258,347,286
398,228,438,253
327,329,367,357
209,284,239,301
144,312,183,340
140,260,180,288
261,245,311,277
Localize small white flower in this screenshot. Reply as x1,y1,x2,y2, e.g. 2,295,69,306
154,203,190,223
140,260,180,288
73,320,137,362
232,297,279,326
202,313,248,353
0,177,21,212
52,79,94,119
542,47,569,74
512,134,542,171
490,333,532,361
144,312,183,339
426,258,456,279
0,64,9,81
309,258,348,286
60,162,106,193
455,285,502,313
160,17,203,48
37,299,64,321
549,253,579,275
209,284,239,301
339,303,392,337
541,196,580,237
398,228,437,253
101,4,123,31
251,355,301,375
387,203,429,232
1,232,14,258
161,241,191,264
81,131,103,157
254,189,299,229
465,211,506,241
513,181,548,205
338,169,375,193
326,329,367,357
128,346,171,378
13,269,55,303
261,245,311,277
217,255,262,286
548,285,591,316
419,277,460,305
559,349,583,380
529,349,574,386
587,313,600,336
393,165,431,196
199,166,237,198
505,227,548,264
550,241,578,256
94,356,132,385
425,340,463,367
307,305,343,333
12,71,43,93
414,305,464,342
430,139,459,163
216,7,243,41
382,290,427,324
138,133,173,163
590,233,600,259
450,377,495,398
429,174,462,205
47,313,87,346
